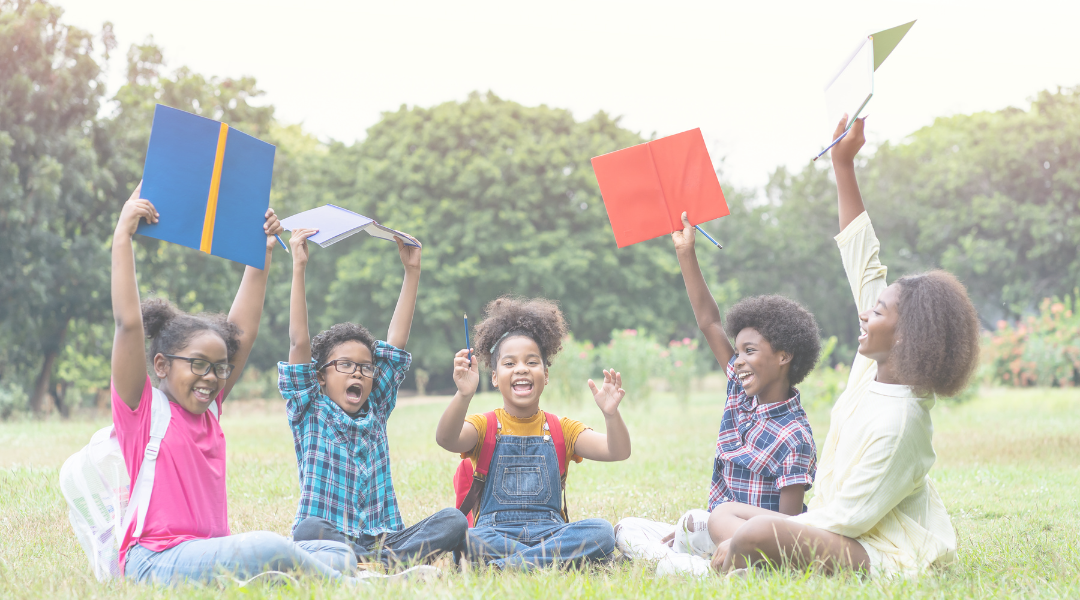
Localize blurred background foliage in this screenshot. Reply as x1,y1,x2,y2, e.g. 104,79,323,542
1,1,1078,417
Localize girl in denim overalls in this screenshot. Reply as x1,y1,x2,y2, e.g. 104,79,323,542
435,297,632,569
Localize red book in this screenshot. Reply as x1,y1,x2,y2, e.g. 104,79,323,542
591,128,729,248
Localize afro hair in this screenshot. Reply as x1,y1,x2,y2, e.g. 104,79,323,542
311,322,377,367
474,296,568,369
723,295,822,386
142,298,242,361
891,271,981,397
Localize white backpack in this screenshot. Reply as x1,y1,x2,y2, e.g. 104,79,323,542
59,388,218,580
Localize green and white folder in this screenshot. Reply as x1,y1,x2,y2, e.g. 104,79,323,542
824,20,916,133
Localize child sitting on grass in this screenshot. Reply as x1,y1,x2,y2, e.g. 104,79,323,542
435,296,631,570
280,228,466,571
110,185,361,585
709,116,980,578
615,212,821,576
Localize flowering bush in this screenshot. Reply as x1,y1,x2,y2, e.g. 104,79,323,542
798,336,851,410
597,329,662,405
547,335,597,405
984,293,1080,387
660,338,700,406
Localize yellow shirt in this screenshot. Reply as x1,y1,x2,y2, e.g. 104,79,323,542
463,408,588,473
789,211,957,578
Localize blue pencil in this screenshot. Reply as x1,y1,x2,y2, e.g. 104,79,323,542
464,314,472,363
812,130,848,162
275,234,290,253
693,224,723,249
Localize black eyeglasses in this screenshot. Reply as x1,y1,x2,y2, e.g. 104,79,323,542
319,359,377,378
164,355,234,380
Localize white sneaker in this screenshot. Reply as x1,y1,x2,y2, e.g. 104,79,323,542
655,554,712,578
672,509,716,558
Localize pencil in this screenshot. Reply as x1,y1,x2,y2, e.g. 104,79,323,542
464,314,472,363
275,234,290,253
693,225,723,249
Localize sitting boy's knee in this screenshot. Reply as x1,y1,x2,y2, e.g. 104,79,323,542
433,507,469,535
577,518,616,552
292,517,337,542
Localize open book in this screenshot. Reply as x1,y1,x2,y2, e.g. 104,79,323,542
825,20,916,133
280,204,420,248
590,128,729,248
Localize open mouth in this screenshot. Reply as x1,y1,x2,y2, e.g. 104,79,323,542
858,327,868,343
345,383,364,402
511,379,533,396
193,386,215,403
735,371,755,388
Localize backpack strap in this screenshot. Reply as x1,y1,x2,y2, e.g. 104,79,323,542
543,411,570,522
457,411,500,524
122,387,172,538
475,411,499,476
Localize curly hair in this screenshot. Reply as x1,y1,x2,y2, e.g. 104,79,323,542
891,271,981,397
311,322,377,367
474,296,568,369
141,298,242,362
723,295,822,386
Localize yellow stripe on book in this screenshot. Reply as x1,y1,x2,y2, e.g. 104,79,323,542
200,123,229,253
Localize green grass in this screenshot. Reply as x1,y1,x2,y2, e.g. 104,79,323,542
1,387,1078,598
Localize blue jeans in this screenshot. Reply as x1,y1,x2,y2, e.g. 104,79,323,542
125,531,356,585
466,513,616,569
292,507,468,567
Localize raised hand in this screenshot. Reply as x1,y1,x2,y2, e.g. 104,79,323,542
452,348,479,397
289,228,318,266
115,181,158,238
671,211,696,254
830,113,866,165
395,235,422,271
588,369,626,417
263,208,284,250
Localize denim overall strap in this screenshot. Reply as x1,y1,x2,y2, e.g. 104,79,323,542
474,432,564,527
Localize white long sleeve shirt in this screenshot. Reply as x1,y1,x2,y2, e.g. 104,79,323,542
789,211,956,578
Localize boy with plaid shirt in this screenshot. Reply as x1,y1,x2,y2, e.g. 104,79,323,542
615,213,820,576
279,228,467,569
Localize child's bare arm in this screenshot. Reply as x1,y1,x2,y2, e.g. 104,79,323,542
435,349,480,453
287,228,318,365
386,236,421,350
831,115,867,231
778,485,806,517
672,212,735,367
574,369,631,461
221,209,283,401
111,183,157,410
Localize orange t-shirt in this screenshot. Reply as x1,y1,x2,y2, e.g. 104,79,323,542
462,408,588,473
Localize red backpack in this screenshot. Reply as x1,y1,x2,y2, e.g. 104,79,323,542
454,411,568,527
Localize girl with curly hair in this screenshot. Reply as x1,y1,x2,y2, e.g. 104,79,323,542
710,117,981,579
435,296,632,569
110,184,361,585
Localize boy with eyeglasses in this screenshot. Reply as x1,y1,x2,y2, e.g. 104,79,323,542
278,228,467,571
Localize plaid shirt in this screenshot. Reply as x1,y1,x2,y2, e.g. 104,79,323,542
708,355,817,513
278,341,410,538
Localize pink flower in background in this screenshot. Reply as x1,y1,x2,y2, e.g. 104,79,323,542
683,337,692,345
674,360,683,368
997,320,1008,330
1051,303,1065,314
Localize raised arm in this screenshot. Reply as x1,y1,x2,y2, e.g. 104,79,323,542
386,236,422,349
573,369,631,462
672,212,735,368
832,115,867,231
111,183,157,410
286,228,318,365
220,209,283,401
435,348,480,453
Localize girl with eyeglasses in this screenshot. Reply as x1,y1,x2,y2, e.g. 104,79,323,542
110,184,364,585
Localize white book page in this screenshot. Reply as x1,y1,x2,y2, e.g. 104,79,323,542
362,222,421,247
824,37,874,131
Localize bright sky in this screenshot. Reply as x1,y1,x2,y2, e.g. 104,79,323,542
64,0,1080,191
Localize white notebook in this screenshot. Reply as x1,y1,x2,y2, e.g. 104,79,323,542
280,204,420,248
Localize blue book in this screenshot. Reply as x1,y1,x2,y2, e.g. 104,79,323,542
280,204,420,248
137,104,276,269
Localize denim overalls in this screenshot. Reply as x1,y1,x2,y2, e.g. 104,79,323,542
464,417,615,569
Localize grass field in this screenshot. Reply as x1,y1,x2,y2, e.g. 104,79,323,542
1,385,1078,599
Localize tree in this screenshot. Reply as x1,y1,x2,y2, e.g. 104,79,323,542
0,0,115,414
311,93,706,386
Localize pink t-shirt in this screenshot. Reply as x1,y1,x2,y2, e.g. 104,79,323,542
112,376,229,570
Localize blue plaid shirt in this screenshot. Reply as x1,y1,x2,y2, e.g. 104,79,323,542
277,341,410,538
708,355,817,513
